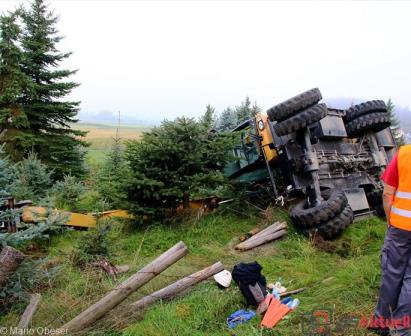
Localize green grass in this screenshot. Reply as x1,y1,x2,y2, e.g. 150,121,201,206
0,208,387,336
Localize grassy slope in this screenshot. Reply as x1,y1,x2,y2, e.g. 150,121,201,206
0,207,386,336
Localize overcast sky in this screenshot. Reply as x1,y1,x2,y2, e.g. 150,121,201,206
1,1,411,123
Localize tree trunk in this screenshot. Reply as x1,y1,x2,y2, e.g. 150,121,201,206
61,241,188,333
0,245,25,288
131,261,224,311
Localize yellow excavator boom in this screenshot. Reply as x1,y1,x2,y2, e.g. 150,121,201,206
21,207,133,228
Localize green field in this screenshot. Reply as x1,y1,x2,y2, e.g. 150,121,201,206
73,122,151,163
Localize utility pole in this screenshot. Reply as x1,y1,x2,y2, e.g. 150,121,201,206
112,110,121,144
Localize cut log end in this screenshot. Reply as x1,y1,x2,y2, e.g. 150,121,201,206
0,246,25,288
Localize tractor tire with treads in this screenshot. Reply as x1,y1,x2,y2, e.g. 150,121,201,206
290,190,348,228
301,204,354,240
344,100,387,123
267,88,322,122
345,112,391,138
273,103,328,137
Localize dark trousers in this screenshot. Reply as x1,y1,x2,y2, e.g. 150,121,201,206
376,225,411,335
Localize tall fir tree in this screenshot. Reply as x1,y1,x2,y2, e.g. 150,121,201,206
0,10,33,160
250,102,262,117
20,0,87,179
387,98,405,146
216,107,238,131
96,139,131,208
199,104,215,130
235,96,252,123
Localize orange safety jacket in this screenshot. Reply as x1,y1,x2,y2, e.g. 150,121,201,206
390,145,411,231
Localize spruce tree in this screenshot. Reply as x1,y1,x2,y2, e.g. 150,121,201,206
20,0,86,179
125,117,234,223
0,10,33,160
235,96,253,123
199,104,215,130
235,97,261,122
250,102,262,117
96,139,130,208
217,107,238,131
387,99,405,146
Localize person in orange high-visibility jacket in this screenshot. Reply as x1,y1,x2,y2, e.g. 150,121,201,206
373,145,411,336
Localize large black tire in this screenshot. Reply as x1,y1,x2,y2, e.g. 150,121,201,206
345,112,391,137
267,88,322,122
301,204,354,240
367,189,385,218
273,103,328,137
344,100,387,123
290,190,348,228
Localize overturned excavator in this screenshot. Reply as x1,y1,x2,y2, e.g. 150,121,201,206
225,88,396,239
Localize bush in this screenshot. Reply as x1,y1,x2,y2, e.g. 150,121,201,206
0,207,67,313
0,258,59,314
125,116,235,223
50,174,86,210
9,152,52,202
76,190,108,213
71,224,111,266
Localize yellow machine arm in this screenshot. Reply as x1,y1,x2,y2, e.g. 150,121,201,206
21,207,133,229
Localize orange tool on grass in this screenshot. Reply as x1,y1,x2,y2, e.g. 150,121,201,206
261,297,291,328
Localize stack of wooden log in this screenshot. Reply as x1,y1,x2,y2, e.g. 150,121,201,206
235,221,287,251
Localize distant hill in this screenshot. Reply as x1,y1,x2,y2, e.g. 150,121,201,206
77,110,156,126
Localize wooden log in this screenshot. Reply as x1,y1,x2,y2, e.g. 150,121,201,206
0,246,25,288
239,227,261,242
280,287,306,298
131,261,224,311
18,293,41,328
235,222,287,250
238,223,287,242
242,222,286,244
252,221,281,238
61,241,188,333
235,229,287,251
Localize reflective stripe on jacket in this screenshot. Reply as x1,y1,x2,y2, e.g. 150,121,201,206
390,145,411,231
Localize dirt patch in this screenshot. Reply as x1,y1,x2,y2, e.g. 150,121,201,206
310,235,352,258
